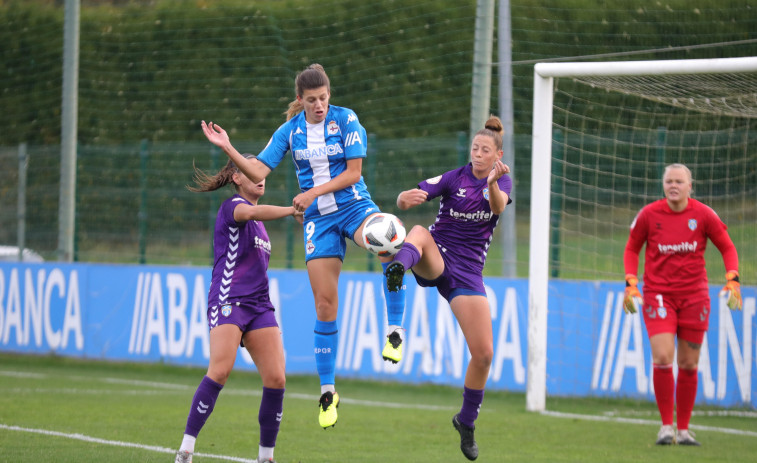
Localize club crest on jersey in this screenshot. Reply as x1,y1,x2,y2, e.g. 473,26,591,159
328,120,339,135
483,187,489,200
221,304,232,317
688,219,697,231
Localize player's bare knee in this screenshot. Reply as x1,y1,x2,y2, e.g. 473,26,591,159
263,373,286,389
207,369,231,385
472,347,493,369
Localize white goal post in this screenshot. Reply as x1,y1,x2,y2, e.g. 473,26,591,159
526,56,757,412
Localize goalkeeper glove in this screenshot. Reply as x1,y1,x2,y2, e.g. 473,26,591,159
623,274,643,314
720,271,742,311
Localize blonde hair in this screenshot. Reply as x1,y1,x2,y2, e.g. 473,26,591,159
664,163,693,184
285,63,331,121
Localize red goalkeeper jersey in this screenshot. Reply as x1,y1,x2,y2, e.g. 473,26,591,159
624,198,738,294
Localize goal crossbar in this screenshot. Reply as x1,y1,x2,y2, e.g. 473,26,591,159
535,56,757,78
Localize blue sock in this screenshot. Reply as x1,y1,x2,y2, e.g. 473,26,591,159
382,261,406,327
314,319,338,386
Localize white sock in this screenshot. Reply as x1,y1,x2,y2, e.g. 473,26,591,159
387,325,404,341
180,434,196,453
258,445,274,461
320,384,335,395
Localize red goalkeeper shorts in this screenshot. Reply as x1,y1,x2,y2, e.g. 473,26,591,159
641,290,710,343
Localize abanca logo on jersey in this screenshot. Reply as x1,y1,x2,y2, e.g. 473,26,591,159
294,143,344,160
657,240,698,254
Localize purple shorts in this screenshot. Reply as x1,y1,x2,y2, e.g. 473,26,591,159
208,298,278,346
411,243,486,302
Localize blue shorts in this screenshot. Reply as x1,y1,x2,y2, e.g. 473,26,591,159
302,199,380,262
208,297,279,347
412,242,486,302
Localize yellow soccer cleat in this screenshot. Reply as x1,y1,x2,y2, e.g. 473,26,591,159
382,330,403,364
318,391,339,428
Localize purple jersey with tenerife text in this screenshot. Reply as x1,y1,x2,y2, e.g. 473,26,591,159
419,163,512,277
207,194,272,309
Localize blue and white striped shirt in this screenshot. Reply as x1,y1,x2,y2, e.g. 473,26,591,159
256,105,372,217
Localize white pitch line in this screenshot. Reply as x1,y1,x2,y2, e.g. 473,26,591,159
3,368,753,439
0,423,256,462
541,410,757,437
0,369,458,411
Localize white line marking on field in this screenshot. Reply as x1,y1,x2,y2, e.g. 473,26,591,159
0,424,255,462
0,369,458,411
541,410,757,437
0,370,46,379
3,368,753,442
601,409,757,419
284,391,458,411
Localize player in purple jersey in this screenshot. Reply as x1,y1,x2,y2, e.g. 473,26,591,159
174,155,302,463
385,116,512,461
201,63,407,429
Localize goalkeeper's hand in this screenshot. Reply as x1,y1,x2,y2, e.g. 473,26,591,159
623,274,642,314
720,271,742,311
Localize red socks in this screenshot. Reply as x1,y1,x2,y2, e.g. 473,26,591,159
653,364,674,426
676,368,698,430
653,364,698,429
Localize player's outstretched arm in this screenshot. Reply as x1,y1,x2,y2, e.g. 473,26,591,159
201,121,270,183
396,188,428,210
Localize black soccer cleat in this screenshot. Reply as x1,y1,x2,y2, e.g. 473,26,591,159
384,261,406,292
452,413,478,460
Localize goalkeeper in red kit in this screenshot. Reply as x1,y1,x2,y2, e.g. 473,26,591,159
623,163,741,447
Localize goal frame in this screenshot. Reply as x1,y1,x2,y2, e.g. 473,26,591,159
526,56,757,412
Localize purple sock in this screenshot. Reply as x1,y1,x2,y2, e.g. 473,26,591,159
459,386,484,428
259,387,285,447
184,376,224,437
393,242,421,270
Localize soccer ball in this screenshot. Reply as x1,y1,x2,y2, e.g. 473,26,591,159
361,213,406,257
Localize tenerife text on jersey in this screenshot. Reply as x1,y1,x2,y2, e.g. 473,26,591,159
657,240,698,254
448,208,494,222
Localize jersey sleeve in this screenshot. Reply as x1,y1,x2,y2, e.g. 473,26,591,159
417,170,452,201
220,197,249,227
623,208,647,276
704,205,739,272
498,174,513,203
341,109,367,160
256,121,292,170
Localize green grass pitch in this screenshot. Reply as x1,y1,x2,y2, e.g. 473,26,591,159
0,353,755,462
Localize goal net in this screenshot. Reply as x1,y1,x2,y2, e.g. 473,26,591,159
527,57,757,411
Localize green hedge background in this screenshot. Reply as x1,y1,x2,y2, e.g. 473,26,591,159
1,0,755,273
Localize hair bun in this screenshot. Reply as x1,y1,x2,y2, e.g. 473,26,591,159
484,115,504,135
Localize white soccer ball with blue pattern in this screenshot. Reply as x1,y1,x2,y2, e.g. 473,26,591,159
361,213,406,257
